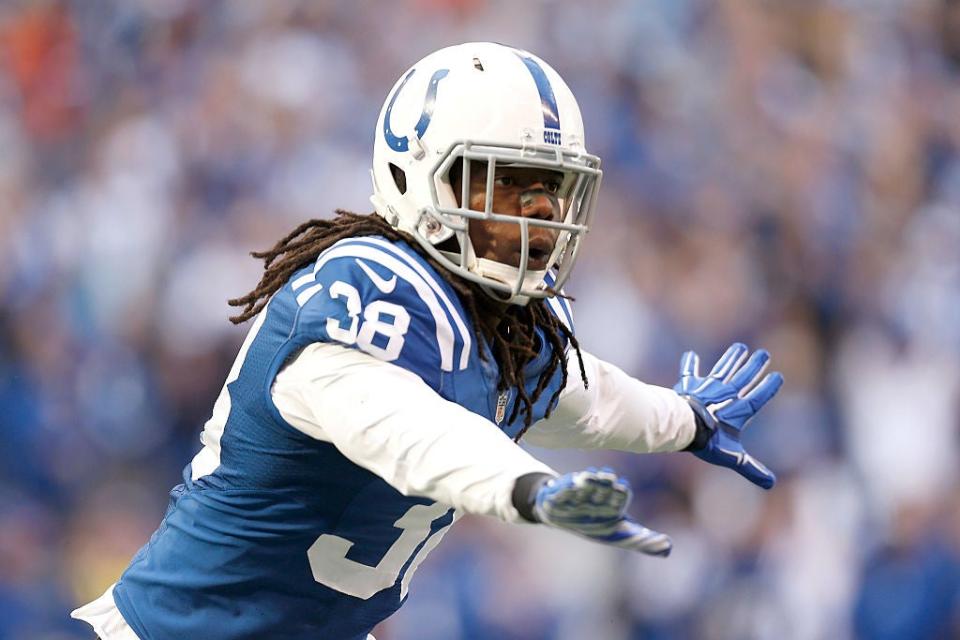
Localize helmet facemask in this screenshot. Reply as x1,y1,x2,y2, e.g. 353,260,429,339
407,138,601,305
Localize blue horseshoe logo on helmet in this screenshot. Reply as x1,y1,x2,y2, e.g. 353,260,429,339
383,68,449,152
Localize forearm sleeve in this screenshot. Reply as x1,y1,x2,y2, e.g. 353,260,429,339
271,342,556,524
522,350,696,453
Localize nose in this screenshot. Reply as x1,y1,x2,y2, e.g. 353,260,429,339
519,184,557,221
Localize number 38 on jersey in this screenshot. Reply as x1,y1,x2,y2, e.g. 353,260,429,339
289,239,474,379
324,279,411,362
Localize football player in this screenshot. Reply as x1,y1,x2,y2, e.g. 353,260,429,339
72,42,783,640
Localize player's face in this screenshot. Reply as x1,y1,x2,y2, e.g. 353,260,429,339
455,163,564,271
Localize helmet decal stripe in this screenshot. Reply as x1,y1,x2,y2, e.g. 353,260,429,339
383,68,450,152
515,54,561,144
414,69,449,140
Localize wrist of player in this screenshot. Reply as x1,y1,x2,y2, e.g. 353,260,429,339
681,399,713,452
512,472,554,522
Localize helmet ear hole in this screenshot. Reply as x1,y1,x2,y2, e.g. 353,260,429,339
435,234,462,255
389,163,407,194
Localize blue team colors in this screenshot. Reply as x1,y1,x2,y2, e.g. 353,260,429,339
112,236,573,640
673,343,784,490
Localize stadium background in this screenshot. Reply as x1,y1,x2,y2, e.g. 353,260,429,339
1,1,959,638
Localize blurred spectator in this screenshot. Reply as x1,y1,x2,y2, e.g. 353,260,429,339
853,501,960,640
1,1,957,639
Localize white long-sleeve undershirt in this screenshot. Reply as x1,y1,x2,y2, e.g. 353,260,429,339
522,350,697,452
272,342,555,524
272,344,695,525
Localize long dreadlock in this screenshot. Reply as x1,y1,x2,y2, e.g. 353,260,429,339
228,210,588,441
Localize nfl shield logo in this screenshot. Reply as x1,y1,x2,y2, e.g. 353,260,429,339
495,392,509,425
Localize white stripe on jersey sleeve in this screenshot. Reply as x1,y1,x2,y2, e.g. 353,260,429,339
546,296,572,333
543,271,574,331
272,342,556,523
558,296,574,328
291,271,317,291
295,283,325,307
292,242,457,372
346,237,472,371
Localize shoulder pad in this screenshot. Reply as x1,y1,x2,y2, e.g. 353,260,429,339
290,238,473,381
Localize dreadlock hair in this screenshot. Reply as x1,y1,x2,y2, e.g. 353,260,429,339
228,210,588,441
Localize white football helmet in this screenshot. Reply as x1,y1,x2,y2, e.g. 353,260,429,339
370,42,602,305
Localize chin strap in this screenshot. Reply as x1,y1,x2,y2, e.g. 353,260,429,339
474,257,548,305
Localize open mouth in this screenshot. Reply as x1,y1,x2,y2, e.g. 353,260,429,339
522,236,555,269
529,246,549,262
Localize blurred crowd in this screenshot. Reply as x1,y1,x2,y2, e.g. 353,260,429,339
1,0,959,638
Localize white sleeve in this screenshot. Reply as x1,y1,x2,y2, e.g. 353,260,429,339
271,342,556,524
521,350,697,453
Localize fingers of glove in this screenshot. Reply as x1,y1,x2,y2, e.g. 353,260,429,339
727,349,770,394
743,371,784,412
547,492,629,518
706,443,777,490
546,510,624,533
540,470,631,521
600,519,673,557
735,451,777,490
678,350,700,383
549,474,630,516
581,468,630,495
585,473,629,506
577,467,620,487
714,372,784,429
690,378,738,405
708,343,748,380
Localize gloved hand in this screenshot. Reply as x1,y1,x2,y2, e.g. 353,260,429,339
674,342,783,490
532,468,672,556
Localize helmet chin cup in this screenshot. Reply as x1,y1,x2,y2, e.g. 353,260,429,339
371,42,602,304
474,258,548,306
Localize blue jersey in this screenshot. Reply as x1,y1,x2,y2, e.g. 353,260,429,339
112,236,574,640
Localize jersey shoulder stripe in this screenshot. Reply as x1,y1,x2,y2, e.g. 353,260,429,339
290,239,458,372
543,271,575,332
343,236,472,370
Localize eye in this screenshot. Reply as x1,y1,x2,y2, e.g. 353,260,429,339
544,180,562,194
494,175,515,187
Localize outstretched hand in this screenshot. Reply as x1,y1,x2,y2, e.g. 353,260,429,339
534,468,672,557
674,342,784,489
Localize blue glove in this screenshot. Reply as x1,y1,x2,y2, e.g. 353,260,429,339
533,468,672,556
674,342,784,490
